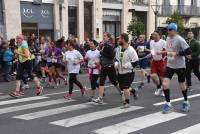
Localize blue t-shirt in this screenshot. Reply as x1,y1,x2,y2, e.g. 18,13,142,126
3,49,14,64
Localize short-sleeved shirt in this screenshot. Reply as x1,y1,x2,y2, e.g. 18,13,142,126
45,47,62,63
18,41,31,63
166,35,189,69
135,42,150,58
65,49,83,74
150,39,166,61
115,45,139,74
85,49,100,74
52,48,62,63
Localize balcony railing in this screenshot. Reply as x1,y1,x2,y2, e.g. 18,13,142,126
130,0,148,6
102,0,122,4
102,0,148,5
157,5,200,17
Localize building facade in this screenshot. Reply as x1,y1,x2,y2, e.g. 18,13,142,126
1,0,200,42
155,0,200,39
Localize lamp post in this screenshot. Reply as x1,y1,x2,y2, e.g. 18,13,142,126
151,0,159,30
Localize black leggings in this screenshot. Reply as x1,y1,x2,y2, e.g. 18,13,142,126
99,66,118,86
16,60,34,81
90,74,99,90
69,73,83,94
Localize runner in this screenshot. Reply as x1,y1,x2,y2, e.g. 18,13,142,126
185,31,200,91
135,34,151,89
51,42,67,88
63,40,85,100
9,34,43,98
39,37,48,81
44,42,58,88
150,30,166,96
85,40,100,101
115,33,139,108
161,23,191,113
92,32,121,104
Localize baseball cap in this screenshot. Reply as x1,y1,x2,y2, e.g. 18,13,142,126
167,23,178,31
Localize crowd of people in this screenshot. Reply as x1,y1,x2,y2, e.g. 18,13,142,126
0,22,199,113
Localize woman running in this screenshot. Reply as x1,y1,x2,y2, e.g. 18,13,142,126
85,40,100,101
9,34,43,98
63,40,85,100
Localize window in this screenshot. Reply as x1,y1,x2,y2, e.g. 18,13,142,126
68,6,77,37
0,0,3,24
191,0,197,6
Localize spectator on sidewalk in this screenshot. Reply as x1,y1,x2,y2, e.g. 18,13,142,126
2,41,14,82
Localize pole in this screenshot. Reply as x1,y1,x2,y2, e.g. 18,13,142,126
155,12,158,30
155,0,158,30
2,0,6,39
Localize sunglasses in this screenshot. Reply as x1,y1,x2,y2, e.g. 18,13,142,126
168,29,173,31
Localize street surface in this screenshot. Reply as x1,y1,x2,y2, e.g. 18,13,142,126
0,71,199,134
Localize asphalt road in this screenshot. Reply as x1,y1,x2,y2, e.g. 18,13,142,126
0,71,199,134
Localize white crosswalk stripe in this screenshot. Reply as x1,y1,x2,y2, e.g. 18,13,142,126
0,95,10,100
0,95,200,134
154,93,200,106
0,96,48,106
13,102,99,120
171,123,200,134
0,99,74,115
93,112,186,134
49,106,143,128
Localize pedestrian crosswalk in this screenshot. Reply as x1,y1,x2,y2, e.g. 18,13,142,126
0,95,11,100
0,96,48,106
0,98,74,115
93,112,186,134
13,102,102,120
0,94,200,134
171,123,200,134
49,106,143,128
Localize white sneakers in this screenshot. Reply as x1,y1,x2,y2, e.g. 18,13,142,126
22,84,30,89
154,88,164,97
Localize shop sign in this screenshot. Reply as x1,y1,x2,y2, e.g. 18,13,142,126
21,2,53,24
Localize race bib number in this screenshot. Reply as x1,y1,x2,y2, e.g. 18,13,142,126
52,58,57,63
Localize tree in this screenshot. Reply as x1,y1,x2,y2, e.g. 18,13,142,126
166,11,185,36
127,18,145,37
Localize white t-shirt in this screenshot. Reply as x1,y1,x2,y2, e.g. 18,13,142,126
64,50,83,74
115,45,139,74
150,39,166,61
85,49,100,74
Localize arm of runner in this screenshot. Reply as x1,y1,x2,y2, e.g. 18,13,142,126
177,47,191,56
84,51,90,61
177,37,191,56
74,51,84,64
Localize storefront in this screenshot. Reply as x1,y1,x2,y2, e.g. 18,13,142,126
20,2,54,39
103,9,121,38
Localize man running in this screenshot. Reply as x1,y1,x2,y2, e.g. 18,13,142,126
115,33,138,108
161,23,191,113
135,34,151,89
185,31,200,91
150,30,166,96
